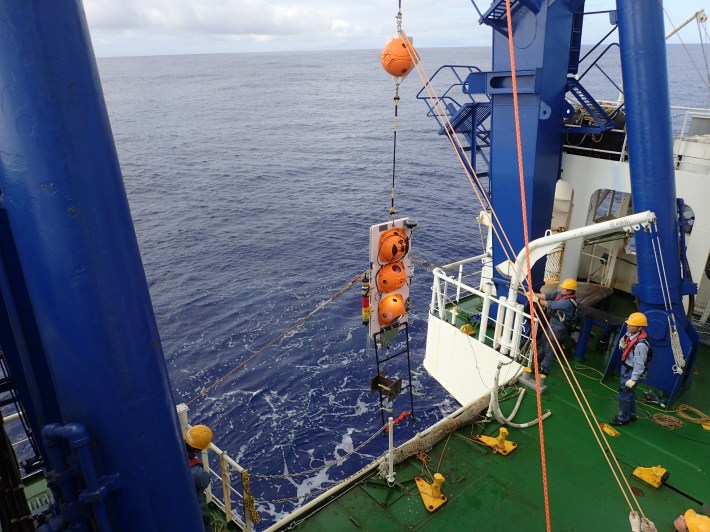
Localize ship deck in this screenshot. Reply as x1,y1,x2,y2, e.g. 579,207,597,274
276,292,710,531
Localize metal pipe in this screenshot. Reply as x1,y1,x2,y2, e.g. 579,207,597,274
665,9,706,40
387,417,395,484
505,210,655,311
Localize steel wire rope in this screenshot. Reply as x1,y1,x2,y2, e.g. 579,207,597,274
530,301,648,517
252,424,387,480
400,10,648,520
185,270,368,406
661,3,710,96
253,335,319,476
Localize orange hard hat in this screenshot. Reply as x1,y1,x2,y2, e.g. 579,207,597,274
380,37,417,77
378,228,409,263
378,293,406,326
376,261,406,293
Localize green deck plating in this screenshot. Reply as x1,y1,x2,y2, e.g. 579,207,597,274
279,295,709,531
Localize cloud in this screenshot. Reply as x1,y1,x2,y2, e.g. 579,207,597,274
82,0,705,57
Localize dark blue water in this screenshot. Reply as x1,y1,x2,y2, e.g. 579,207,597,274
96,44,707,526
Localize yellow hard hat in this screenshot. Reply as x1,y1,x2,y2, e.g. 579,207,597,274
185,424,213,450
559,278,577,291
685,509,710,532
625,312,648,327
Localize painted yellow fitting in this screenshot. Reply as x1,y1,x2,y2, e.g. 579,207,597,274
475,427,518,456
431,473,444,499
632,465,669,488
415,473,447,512
460,323,475,335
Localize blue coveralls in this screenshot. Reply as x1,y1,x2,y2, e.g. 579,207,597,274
190,457,212,531
616,331,649,422
538,291,577,374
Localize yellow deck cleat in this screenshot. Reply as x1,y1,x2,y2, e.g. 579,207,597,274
415,473,447,512
632,465,669,488
475,427,518,456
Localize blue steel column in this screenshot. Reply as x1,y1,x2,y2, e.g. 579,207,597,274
616,0,698,398
484,1,582,292
0,2,204,529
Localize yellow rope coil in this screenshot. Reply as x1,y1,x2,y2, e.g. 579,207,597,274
241,470,261,524
651,413,684,430
675,404,710,424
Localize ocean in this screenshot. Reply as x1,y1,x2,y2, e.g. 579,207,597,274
95,44,707,526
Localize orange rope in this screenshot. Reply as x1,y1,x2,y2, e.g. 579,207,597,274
502,1,551,528
399,15,647,520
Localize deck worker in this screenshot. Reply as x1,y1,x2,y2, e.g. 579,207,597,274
629,510,657,531
533,278,578,376
610,312,649,426
674,509,710,532
185,424,213,531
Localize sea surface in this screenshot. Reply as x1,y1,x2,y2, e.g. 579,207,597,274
95,44,707,526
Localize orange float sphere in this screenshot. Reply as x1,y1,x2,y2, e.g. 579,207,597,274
378,228,409,263
378,293,406,326
380,38,415,77
376,261,406,293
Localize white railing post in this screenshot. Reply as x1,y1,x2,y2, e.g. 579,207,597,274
430,274,439,315
203,448,213,503
510,303,525,360
478,282,493,343
176,403,189,436
387,417,395,484
456,264,463,302
493,296,506,350
220,455,230,519
500,297,516,355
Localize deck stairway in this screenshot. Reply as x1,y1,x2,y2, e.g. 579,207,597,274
416,66,492,195
475,0,543,37
564,77,618,134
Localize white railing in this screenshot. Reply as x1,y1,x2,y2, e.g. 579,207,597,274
675,106,710,140
429,253,532,364
177,404,253,531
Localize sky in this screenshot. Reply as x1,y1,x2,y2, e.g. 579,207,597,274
83,0,707,58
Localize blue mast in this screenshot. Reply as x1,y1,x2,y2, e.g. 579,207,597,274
616,1,699,400
0,2,204,529
466,0,585,291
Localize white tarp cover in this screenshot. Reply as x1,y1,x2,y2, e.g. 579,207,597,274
424,316,522,405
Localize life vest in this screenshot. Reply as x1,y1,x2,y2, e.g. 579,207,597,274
552,292,577,324
621,330,653,379
188,456,203,468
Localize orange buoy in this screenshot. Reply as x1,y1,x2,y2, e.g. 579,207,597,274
378,293,406,326
378,228,409,263
380,38,416,77
376,261,406,293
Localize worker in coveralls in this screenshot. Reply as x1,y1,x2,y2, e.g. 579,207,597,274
610,312,650,426
533,278,578,376
185,424,213,531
